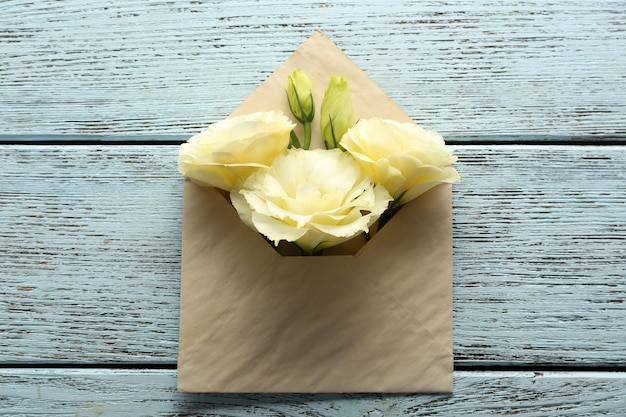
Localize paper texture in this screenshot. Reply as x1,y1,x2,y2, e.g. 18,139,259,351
177,30,454,393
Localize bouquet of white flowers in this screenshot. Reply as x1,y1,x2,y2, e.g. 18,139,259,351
178,69,459,255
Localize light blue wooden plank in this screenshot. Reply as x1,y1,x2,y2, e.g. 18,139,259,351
1,1,625,138
0,144,624,365
0,369,625,416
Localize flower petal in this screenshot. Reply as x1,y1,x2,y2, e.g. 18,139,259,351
178,111,294,191
231,148,392,252
341,117,460,205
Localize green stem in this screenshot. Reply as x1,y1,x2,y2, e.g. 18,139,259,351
289,130,301,149
299,242,324,256
303,121,312,150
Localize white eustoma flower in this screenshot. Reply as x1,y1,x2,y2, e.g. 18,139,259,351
231,148,392,255
340,118,460,205
178,110,295,191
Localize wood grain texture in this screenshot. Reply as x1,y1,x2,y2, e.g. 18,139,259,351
1,144,624,365
453,144,626,365
1,1,625,138
0,369,625,416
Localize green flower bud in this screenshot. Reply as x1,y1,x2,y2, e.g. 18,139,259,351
320,75,355,149
286,69,315,124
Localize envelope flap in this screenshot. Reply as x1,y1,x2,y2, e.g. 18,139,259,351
230,30,413,149
360,184,454,362
179,181,281,362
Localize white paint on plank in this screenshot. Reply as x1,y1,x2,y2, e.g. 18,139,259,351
1,1,625,136
0,369,625,416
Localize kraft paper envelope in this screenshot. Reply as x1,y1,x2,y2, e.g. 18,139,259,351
177,30,454,393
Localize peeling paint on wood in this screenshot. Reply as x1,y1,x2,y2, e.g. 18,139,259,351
0,369,625,416
1,1,625,138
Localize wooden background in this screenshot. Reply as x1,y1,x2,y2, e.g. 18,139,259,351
1,1,625,415
2,0,625,139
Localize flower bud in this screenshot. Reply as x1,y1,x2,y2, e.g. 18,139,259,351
320,74,355,149
286,69,315,123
